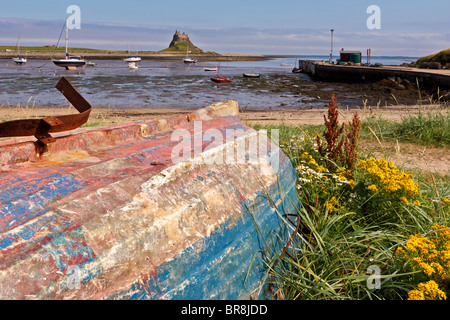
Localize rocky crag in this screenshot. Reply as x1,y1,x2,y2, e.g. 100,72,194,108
160,30,204,54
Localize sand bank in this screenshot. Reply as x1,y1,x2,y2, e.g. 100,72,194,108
0,103,444,126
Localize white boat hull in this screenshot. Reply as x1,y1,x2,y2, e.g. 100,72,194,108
128,62,139,69
13,57,27,65
183,58,197,64
53,58,86,70
124,57,141,62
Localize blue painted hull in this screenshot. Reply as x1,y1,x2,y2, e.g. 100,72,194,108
110,156,298,300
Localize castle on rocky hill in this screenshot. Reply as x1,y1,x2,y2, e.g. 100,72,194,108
161,30,204,53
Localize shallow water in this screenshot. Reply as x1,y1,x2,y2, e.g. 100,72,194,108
0,56,415,110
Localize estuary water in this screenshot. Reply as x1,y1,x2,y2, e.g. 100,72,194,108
0,55,417,110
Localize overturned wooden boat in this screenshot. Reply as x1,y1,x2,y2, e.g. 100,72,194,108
0,78,299,300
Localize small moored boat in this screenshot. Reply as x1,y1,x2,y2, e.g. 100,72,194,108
52,19,85,70
12,36,27,65
183,57,197,64
292,58,302,73
211,75,232,83
124,56,141,62
183,46,197,64
13,55,27,65
127,62,139,69
210,63,231,83
243,73,260,78
53,54,86,70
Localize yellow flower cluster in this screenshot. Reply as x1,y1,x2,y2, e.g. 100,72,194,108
296,152,354,190
408,280,447,300
398,224,450,300
400,196,409,205
299,152,327,173
326,196,337,213
357,158,420,202
335,167,355,189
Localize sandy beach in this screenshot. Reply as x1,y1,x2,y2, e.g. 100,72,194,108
0,103,443,126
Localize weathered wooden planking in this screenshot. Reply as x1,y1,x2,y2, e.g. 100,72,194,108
0,100,300,300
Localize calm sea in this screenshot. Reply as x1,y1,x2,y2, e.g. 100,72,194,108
0,55,417,110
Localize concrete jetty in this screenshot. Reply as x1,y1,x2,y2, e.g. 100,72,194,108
299,60,450,90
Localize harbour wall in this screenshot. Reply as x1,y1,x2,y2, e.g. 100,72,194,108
299,60,450,90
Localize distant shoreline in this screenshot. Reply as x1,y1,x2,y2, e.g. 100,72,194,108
0,50,270,61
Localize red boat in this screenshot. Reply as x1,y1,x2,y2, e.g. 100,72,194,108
210,63,231,83
211,75,232,83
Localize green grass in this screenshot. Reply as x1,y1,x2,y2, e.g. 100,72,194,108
416,48,450,64
360,110,450,148
251,108,450,148
250,120,450,300
159,41,204,54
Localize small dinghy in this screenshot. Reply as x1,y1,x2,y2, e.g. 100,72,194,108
210,63,231,83
243,73,260,78
211,75,232,83
128,62,139,69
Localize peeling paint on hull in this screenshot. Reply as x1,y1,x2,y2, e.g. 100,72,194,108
0,100,300,300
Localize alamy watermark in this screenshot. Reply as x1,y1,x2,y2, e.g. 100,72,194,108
366,265,381,290
67,5,81,29
42,247,81,290
170,121,280,176
66,265,81,290
366,5,381,30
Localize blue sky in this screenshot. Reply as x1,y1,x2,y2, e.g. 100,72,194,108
1,0,449,56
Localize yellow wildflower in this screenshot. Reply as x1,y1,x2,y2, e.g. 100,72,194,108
326,196,337,213
408,280,446,300
356,158,420,198
413,200,421,206
348,179,355,189
407,289,425,300
419,262,435,277
444,198,450,204
399,196,409,205
367,184,378,192
403,226,450,287
394,246,409,259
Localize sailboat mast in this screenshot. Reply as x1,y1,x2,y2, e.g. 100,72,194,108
18,36,20,56
65,19,69,58
14,35,20,56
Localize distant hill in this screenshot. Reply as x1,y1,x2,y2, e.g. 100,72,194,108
413,48,450,69
159,30,204,54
